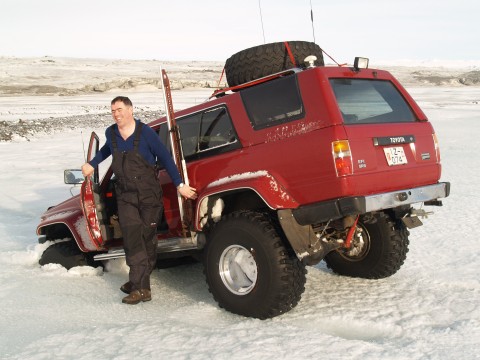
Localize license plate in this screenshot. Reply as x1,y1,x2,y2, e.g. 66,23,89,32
383,147,408,166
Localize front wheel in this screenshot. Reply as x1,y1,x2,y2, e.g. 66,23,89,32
39,241,98,269
324,212,410,279
203,211,306,319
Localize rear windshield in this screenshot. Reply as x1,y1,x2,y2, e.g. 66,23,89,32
329,79,417,124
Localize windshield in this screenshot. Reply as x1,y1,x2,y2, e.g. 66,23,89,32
330,79,417,124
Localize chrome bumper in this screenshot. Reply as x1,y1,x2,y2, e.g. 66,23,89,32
292,182,450,225
365,182,450,212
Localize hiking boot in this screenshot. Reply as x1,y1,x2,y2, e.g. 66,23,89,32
122,289,152,305
120,281,133,294
141,289,152,302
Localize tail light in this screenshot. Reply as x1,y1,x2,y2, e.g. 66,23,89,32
332,140,353,176
432,133,441,162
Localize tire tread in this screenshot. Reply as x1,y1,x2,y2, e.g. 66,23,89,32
225,41,324,87
325,212,410,279
204,210,306,319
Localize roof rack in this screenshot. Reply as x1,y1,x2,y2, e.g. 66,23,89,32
211,68,301,98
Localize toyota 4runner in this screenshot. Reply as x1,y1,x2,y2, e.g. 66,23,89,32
37,41,450,319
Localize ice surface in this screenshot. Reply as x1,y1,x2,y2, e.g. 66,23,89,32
0,58,479,359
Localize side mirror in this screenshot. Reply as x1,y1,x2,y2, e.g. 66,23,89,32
64,169,84,184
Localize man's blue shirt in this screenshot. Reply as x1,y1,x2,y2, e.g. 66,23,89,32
89,120,182,186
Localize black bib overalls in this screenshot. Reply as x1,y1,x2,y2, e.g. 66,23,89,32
110,123,163,291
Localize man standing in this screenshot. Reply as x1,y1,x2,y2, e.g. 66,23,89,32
81,96,197,305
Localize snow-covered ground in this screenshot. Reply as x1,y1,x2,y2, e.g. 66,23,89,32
0,58,479,359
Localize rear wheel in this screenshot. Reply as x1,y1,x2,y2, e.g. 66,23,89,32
224,41,324,87
324,212,410,279
39,241,98,269
203,211,306,319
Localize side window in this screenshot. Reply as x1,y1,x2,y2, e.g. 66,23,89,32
241,75,304,130
178,113,202,157
198,108,236,150
177,106,239,159
155,124,171,170
157,124,171,150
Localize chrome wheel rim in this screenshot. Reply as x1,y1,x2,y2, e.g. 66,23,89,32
219,245,258,295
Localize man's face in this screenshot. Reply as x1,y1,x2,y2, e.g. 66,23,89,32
111,101,134,127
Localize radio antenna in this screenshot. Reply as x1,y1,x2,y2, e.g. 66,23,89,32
81,130,86,162
310,0,316,43
258,0,266,43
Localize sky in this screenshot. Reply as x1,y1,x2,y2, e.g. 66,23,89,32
1,0,479,63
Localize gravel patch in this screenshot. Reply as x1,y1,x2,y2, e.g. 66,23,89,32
0,111,164,141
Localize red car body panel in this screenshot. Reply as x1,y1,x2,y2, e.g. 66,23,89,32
37,64,447,253
36,195,98,252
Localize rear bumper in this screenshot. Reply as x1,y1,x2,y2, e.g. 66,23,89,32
292,182,450,226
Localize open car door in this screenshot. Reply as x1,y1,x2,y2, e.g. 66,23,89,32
80,132,112,250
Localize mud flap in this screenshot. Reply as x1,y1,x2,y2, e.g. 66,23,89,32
401,216,423,229
278,209,341,266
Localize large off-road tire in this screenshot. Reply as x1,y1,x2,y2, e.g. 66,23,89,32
224,41,324,87
203,210,307,319
39,241,97,269
324,212,410,279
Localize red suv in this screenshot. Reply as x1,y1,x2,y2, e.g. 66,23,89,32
37,41,450,319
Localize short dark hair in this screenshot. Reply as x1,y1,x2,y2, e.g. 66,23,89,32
111,96,132,107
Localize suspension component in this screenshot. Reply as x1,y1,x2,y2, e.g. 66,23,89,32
344,215,360,249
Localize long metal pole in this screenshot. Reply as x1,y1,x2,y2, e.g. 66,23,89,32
160,67,186,221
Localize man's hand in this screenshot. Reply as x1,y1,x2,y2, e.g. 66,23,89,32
81,163,94,178
178,184,198,200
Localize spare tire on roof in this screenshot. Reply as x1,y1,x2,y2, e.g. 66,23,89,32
224,41,324,87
